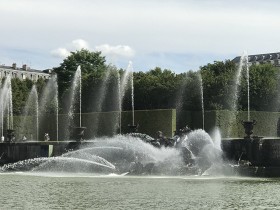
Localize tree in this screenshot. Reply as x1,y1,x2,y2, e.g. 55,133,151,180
200,60,237,110
133,67,181,110
53,49,108,113
11,78,33,115
239,63,280,111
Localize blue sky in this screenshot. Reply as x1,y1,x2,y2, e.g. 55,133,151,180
0,0,280,73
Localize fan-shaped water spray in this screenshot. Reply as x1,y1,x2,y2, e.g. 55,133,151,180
0,156,115,173
0,133,224,176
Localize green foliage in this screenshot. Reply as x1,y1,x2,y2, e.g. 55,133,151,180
9,51,280,116
200,60,237,110
53,49,107,96
11,78,46,115
200,60,280,112
133,67,181,110
239,64,280,111
53,49,109,113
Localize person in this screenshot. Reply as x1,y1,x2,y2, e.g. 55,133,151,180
1,136,4,143
44,133,50,141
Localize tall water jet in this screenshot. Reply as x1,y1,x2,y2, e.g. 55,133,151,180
6,77,13,131
131,67,135,127
118,61,134,132
90,66,111,136
120,61,133,102
117,71,122,134
55,79,59,141
198,73,205,130
68,66,81,125
175,74,188,128
0,75,14,141
245,55,250,121
39,75,59,141
79,67,82,128
67,66,85,140
227,52,249,137
20,85,39,140
235,52,255,138
127,62,137,132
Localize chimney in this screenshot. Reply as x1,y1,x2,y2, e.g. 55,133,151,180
22,64,27,71
12,63,16,69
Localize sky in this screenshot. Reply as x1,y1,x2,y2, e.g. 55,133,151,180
0,0,280,73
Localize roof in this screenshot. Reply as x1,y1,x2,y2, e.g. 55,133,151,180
232,52,280,63
0,65,51,74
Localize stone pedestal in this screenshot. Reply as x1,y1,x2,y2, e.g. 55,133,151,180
241,120,256,139
6,129,15,142
71,127,86,141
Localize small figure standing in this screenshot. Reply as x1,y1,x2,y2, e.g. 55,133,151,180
1,136,4,142
44,133,50,141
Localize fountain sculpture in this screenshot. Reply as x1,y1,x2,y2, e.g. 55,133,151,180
0,57,280,177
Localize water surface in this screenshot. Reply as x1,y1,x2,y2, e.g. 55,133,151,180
1,173,280,209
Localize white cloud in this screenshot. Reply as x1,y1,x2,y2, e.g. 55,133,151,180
50,40,135,63
50,39,88,58
95,44,135,58
71,39,89,50
51,48,70,58
2,0,280,72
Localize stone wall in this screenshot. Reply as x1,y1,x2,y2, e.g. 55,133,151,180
7,109,280,140
7,109,176,141
177,110,280,138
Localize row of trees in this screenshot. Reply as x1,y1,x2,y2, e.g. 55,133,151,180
7,49,280,115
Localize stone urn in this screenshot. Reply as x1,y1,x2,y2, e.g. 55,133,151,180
6,129,16,142
241,120,256,139
71,127,86,141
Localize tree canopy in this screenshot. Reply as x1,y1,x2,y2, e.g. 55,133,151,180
7,49,280,116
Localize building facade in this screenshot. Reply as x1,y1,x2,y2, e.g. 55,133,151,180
0,63,51,81
232,52,280,67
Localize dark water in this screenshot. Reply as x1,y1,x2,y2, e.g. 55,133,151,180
1,173,280,209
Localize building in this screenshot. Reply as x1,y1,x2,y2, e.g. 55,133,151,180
232,52,280,67
0,63,51,81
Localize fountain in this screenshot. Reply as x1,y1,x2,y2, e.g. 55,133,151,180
89,66,113,136
117,61,137,133
0,70,225,175
128,64,138,133
0,132,224,175
117,71,122,134
67,66,86,141
198,73,205,130
39,75,59,141
20,85,39,141
2,54,280,178
0,75,14,141
240,52,256,139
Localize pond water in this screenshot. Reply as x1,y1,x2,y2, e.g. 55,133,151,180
1,173,280,209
